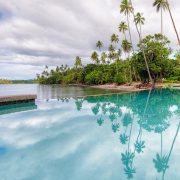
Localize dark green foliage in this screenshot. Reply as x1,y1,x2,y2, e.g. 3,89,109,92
37,34,179,85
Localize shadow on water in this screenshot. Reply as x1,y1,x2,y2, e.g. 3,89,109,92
0,102,37,115
74,89,180,179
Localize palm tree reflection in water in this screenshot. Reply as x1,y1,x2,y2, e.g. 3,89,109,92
74,89,180,179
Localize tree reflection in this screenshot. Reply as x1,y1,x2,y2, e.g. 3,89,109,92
120,133,129,145
75,98,84,111
78,89,180,179
97,117,104,126
153,154,169,173
134,140,145,154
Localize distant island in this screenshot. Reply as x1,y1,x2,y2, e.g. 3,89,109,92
0,79,36,84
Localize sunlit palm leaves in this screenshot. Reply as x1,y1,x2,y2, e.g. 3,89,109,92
121,40,132,54
134,12,145,26
153,0,168,12
91,51,99,64
119,21,128,36
120,0,134,15
96,40,103,50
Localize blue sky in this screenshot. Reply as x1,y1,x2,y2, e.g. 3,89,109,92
0,0,179,80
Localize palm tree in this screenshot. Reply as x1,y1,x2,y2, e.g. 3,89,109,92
120,0,134,53
165,0,180,46
134,12,153,83
121,39,132,82
121,39,132,56
74,56,82,69
111,34,119,74
111,34,119,49
96,40,103,51
153,0,168,35
108,44,115,52
119,21,128,39
101,52,107,64
91,51,99,64
134,12,145,37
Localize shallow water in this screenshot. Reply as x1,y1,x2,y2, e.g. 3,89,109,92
0,84,121,99
0,89,180,180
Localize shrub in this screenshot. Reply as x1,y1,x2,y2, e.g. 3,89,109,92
114,74,126,84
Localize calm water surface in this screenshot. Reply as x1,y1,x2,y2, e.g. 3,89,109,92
0,84,121,99
0,89,180,180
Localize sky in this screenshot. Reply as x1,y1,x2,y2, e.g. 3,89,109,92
0,0,180,80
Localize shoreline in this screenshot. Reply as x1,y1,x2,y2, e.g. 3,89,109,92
91,83,164,92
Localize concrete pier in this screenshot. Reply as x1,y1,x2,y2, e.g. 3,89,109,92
0,95,37,105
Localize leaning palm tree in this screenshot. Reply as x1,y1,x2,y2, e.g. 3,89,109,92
153,0,168,35
91,51,99,64
134,12,145,37
96,40,103,51
165,0,180,46
134,12,153,83
120,0,134,53
119,21,128,39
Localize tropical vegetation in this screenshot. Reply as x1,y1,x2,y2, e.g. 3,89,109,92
37,0,180,86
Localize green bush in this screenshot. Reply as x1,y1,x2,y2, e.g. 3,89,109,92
85,70,104,85
114,74,126,84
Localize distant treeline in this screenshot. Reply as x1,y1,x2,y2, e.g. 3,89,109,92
0,79,36,84
37,34,180,85
0,79,12,84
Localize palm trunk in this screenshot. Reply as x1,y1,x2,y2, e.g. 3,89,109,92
127,13,134,54
166,0,180,46
161,7,163,35
140,24,153,83
162,121,180,179
160,8,163,82
130,0,153,84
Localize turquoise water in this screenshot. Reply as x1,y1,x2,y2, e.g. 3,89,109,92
0,89,180,180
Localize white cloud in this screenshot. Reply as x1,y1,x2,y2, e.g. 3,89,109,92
0,0,180,79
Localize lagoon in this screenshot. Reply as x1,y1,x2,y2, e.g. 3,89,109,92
0,88,180,179
0,84,121,99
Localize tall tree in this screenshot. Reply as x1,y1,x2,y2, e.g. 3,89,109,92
119,21,128,39
133,10,153,83
121,40,132,82
96,40,103,51
165,0,180,46
111,34,119,49
153,0,168,35
101,52,107,64
74,56,82,69
134,12,145,37
120,0,134,53
111,34,119,74
91,51,99,64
